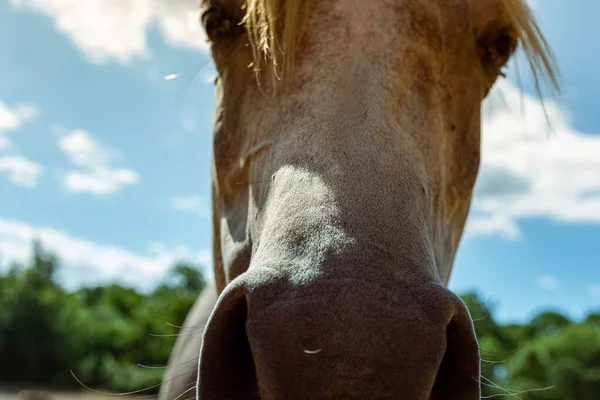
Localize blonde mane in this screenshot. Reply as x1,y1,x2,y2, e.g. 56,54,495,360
242,0,314,77
242,0,560,95
500,0,561,96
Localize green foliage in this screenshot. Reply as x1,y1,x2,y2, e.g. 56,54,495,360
0,242,598,399
461,292,600,400
584,313,600,328
0,242,205,394
525,311,572,339
170,263,206,293
0,241,71,386
506,322,600,400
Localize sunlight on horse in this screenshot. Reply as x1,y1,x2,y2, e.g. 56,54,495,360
159,0,559,398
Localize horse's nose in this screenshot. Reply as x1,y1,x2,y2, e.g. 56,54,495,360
197,269,481,400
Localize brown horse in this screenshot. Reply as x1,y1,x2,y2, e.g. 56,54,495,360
160,0,559,399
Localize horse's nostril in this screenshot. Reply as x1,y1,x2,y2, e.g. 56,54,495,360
197,281,260,400
431,306,481,400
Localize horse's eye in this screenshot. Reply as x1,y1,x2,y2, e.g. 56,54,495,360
477,27,518,77
201,7,233,42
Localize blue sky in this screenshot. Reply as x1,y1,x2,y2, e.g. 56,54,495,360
0,0,598,324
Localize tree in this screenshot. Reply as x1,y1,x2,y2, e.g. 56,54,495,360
170,262,206,293
0,244,208,393
584,313,600,328
27,240,59,289
525,311,572,339
0,242,72,386
505,322,600,400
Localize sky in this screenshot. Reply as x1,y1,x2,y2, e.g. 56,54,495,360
0,0,598,324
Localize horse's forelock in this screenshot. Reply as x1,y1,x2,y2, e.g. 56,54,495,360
241,0,560,98
500,0,561,97
243,0,314,78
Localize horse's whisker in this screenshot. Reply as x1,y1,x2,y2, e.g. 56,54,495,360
70,369,195,397
481,385,555,399
137,357,199,370
478,375,555,400
146,384,196,400
472,311,491,322
149,331,204,338
135,382,195,399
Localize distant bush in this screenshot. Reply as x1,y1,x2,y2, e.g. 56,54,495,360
0,241,204,394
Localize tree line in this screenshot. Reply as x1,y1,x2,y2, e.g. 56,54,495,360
0,242,598,399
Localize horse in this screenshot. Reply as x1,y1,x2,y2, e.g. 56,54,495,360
159,0,559,398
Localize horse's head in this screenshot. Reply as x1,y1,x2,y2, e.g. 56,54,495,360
198,0,558,398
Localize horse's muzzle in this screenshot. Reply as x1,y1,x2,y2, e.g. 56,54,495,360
197,267,481,400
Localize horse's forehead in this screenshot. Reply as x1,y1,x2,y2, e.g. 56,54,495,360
307,0,448,42
270,0,487,96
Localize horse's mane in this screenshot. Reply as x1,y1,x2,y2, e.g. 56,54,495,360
242,0,560,95
242,0,314,77
500,0,560,95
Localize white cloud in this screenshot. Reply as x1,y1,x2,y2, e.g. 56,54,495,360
171,195,210,218
0,100,37,150
466,80,600,239
465,214,521,241
9,0,208,64
63,169,138,195
536,274,559,291
589,284,600,299
58,129,139,195
0,156,43,188
0,217,213,291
